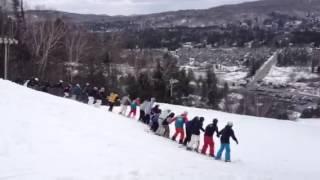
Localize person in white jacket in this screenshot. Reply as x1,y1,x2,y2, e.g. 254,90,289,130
155,109,171,136
119,95,131,115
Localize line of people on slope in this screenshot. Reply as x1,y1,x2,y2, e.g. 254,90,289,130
122,102,239,162
22,78,239,162
22,78,126,111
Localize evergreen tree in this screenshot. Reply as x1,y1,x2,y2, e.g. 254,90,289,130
222,82,230,98
137,72,152,100
152,61,168,102
126,75,140,98
205,68,220,109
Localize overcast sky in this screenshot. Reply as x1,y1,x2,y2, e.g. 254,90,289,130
25,0,258,15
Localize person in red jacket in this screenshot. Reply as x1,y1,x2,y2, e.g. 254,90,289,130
201,119,219,157
171,111,188,144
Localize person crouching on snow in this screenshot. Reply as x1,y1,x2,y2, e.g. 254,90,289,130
160,112,175,138
201,119,219,157
215,121,239,162
171,111,188,144
128,98,140,118
187,117,205,151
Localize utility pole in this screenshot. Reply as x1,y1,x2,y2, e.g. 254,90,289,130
0,37,18,79
169,79,179,97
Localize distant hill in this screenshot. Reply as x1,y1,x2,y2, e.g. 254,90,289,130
26,0,320,28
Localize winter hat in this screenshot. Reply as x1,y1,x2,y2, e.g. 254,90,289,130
227,121,233,127
182,111,188,116
213,119,218,123
168,113,175,118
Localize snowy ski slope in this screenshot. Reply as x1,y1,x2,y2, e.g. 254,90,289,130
0,79,319,180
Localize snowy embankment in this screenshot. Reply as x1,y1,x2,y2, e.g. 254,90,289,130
0,79,320,180
264,66,319,85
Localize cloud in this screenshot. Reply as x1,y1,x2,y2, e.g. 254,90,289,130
25,0,257,15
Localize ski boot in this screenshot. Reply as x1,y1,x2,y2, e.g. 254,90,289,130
171,136,176,141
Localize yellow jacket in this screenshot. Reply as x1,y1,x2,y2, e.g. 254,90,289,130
107,93,119,103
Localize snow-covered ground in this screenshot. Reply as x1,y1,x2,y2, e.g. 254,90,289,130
264,66,319,85
262,66,320,96
1,79,320,180
218,71,247,84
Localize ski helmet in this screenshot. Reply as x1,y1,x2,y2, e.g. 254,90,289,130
227,121,233,127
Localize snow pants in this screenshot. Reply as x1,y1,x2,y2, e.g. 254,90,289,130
139,110,145,122
128,109,137,118
155,125,165,136
187,135,200,150
94,100,102,108
172,128,185,143
108,102,115,112
163,125,170,138
201,136,215,156
144,114,151,125
71,95,77,100
151,121,159,132
216,143,231,161
88,96,94,105
183,129,192,146
119,105,128,115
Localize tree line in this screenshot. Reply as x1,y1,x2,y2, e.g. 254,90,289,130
0,0,229,110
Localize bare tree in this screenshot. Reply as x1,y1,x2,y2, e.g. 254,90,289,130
65,26,89,82
25,18,66,78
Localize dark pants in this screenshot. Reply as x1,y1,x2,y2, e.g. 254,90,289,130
163,125,170,138
144,114,150,124
151,121,159,132
139,110,145,122
183,129,192,146
109,102,114,112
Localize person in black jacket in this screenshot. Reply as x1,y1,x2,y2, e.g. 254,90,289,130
183,116,199,146
81,83,91,103
201,119,219,157
186,117,205,151
215,121,239,162
161,112,175,138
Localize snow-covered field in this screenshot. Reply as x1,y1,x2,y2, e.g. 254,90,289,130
0,79,320,180
264,66,319,85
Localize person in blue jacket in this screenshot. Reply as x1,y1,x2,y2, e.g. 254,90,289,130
215,121,239,162
171,111,188,144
